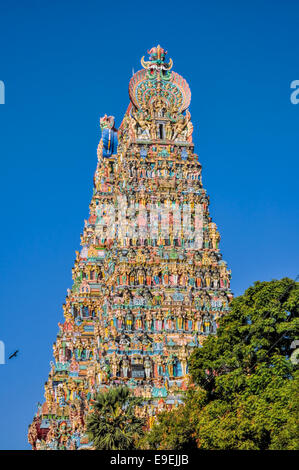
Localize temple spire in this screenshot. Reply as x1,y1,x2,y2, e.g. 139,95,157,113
28,47,232,450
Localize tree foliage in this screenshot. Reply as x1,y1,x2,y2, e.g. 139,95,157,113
86,386,145,450
140,278,299,450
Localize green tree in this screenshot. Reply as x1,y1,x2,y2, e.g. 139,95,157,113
141,278,299,450
86,386,145,450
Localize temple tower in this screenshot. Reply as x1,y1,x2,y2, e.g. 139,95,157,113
28,46,232,450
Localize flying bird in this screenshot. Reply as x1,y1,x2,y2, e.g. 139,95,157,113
8,350,19,360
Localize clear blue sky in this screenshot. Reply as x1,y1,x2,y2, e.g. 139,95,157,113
0,0,298,450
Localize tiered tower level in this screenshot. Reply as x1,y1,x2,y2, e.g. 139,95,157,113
28,46,232,450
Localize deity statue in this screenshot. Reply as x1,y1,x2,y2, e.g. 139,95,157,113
145,311,153,331
165,120,172,140
167,356,174,377
125,312,134,331
155,355,164,377
144,356,152,379
110,354,119,377
178,346,188,376
121,356,130,378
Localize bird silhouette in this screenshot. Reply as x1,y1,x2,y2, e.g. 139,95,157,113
8,350,19,360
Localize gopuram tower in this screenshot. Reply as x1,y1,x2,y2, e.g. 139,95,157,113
28,46,232,450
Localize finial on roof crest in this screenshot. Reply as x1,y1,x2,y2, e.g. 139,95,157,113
141,45,173,71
